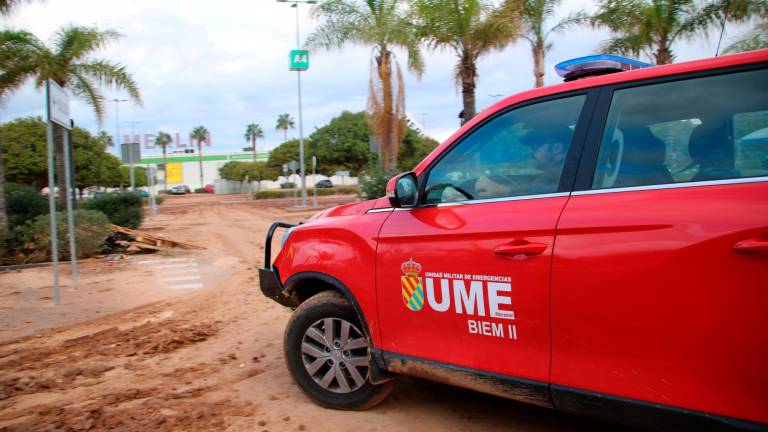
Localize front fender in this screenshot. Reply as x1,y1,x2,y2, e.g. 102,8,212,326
273,211,392,349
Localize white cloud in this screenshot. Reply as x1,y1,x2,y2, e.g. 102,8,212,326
0,0,754,157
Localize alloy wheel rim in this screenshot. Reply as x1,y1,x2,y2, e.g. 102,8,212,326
301,317,369,393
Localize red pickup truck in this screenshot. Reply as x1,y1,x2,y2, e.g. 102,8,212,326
260,50,768,431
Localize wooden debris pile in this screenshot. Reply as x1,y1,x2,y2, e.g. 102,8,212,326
108,224,205,253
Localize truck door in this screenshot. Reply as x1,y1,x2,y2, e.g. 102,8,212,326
376,93,593,385
551,67,768,425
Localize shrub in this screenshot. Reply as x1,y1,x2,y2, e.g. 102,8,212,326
82,192,143,228
253,190,287,200
359,162,389,200
194,187,206,193
16,210,111,263
280,182,296,189
5,183,49,228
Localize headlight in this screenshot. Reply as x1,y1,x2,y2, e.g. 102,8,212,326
280,226,296,248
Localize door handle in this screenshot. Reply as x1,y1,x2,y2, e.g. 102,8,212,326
733,238,768,253
493,240,547,257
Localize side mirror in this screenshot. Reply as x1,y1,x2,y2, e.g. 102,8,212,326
386,172,419,208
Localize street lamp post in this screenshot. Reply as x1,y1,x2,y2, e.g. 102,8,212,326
112,98,128,189
126,121,141,191
278,0,316,207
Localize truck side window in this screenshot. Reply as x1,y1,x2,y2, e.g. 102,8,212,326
593,68,768,190
424,95,586,204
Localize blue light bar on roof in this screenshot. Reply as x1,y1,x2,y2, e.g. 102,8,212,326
555,54,654,81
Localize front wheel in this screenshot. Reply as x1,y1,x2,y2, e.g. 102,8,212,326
283,290,392,410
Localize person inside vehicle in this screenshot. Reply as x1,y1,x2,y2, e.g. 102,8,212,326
472,127,572,198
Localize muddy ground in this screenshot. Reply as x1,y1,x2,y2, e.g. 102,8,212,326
0,194,630,431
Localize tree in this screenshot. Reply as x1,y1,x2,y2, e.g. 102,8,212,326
275,113,296,143
725,21,768,52
309,111,375,175
244,123,264,161
307,0,424,172
710,0,768,53
0,0,44,231
95,130,113,147
120,166,146,188
154,131,173,190
0,116,123,189
219,161,278,182
504,0,579,88
190,126,209,187
0,25,141,207
589,0,760,65
1,29,45,228
414,0,519,124
266,139,313,176
398,122,440,171
0,0,37,14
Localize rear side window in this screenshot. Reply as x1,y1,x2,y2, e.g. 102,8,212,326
592,68,768,190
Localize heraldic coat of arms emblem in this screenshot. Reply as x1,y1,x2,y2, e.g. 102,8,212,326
401,258,424,312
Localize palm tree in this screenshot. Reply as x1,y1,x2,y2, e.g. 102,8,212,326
307,0,424,172
244,123,264,161
704,0,768,54
589,0,760,65
275,113,295,142
154,131,173,190
95,130,113,147
0,29,43,227
725,21,768,52
0,25,141,205
413,0,519,125
0,0,42,228
504,0,579,88
190,126,209,188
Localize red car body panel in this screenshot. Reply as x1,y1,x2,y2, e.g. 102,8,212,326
376,196,568,382
551,181,768,423
274,212,391,346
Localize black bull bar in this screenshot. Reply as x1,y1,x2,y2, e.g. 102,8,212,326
259,221,298,307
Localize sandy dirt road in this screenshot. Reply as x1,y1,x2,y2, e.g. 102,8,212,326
0,194,631,431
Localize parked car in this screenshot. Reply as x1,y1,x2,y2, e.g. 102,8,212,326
315,179,333,188
259,51,768,431
204,184,215,193
170,185,190,195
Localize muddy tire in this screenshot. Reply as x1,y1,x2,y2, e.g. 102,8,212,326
284,290,392,410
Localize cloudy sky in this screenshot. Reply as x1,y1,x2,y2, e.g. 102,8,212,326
0,0,752,157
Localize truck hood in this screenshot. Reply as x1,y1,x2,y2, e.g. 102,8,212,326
306,197,389,221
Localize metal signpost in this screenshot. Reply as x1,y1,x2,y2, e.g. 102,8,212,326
279,0,317,207
289,160,299,207
312,155,318,208
147,165,157,217
127,121,141,191
46,80,76,304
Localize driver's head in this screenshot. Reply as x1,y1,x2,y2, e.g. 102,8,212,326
524,127,572,171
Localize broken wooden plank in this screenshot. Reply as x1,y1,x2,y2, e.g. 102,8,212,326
108,224,205,250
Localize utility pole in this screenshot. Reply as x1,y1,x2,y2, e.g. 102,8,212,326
126,121,141,191
278,0,317,207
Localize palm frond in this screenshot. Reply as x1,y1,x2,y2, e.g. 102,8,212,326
0,29,47,98
73,59,142,106
68,71,105,121
53,25,122,63
724,20,768,52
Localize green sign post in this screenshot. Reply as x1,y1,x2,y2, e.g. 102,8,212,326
289,49,309,71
